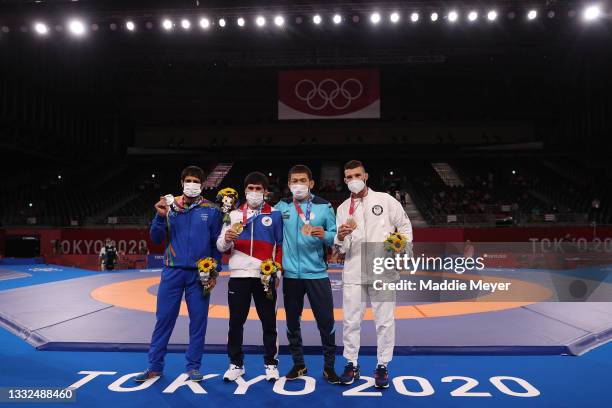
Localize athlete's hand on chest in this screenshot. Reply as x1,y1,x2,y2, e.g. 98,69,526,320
310,226,326,239
224,229,239,243
337,224,354,241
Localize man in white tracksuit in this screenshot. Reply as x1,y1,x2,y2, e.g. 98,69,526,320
335,160,413,389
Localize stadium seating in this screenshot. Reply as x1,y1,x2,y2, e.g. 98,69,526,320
1,158,609,227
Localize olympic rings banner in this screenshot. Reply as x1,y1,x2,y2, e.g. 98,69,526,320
278,69,380,120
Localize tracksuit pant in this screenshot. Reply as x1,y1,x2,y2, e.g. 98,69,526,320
283,277,336,369
148,266,210,372
227,277,278,366
343,283,395,366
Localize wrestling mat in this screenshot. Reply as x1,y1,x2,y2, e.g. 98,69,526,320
0,264,611,355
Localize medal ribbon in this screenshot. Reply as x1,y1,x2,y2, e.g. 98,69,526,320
349,196,360,217
242,203,263,226
172,196,203,213
293,196,312,225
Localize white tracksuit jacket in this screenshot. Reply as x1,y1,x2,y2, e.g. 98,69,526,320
334,187,413,365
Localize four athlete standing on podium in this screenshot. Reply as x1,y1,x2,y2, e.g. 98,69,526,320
136,160,413,388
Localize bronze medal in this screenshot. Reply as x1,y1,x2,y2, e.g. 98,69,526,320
231,222,244,234
346,217,358,230
301,224,313,236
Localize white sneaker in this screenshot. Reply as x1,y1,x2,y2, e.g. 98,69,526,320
223,364,245,381
265,364,279,381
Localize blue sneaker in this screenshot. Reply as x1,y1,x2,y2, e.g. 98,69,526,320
339,362,360,385
374,365,389,389
134,370,161,382
187,369,204,382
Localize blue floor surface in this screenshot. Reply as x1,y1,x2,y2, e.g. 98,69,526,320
1,324,611,408
1,264,611,407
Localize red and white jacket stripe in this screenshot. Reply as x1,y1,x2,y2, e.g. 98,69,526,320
216,203,283,278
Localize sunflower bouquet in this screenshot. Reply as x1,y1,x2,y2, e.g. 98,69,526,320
196,257,219,296
260,259,282,300
384,232,408,254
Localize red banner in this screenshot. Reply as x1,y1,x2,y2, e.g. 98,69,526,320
2,226,611,258
463,226,608,242
278,69,380,120
57,228,162,255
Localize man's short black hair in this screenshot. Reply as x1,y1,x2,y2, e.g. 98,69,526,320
244,171,269,190
181,165,205,182
344,160,366,171
288,164,313,181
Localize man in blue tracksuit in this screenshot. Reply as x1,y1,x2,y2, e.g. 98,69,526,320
275,164,340,384
135,165,223,382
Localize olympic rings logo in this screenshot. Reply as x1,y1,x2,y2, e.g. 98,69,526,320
294,78,364,110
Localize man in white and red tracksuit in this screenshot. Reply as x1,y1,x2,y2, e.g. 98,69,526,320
217,172,283,382
335,160,413,389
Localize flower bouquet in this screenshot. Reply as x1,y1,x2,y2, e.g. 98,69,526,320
260,259,281,300
384,232,408,254
196,257,219,297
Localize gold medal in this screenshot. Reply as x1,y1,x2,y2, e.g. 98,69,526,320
231,222,244,234
301,224,313,236
346,218,358,230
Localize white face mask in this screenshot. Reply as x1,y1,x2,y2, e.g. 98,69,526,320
290,184,310,200
347,179,366,194
245,191,264,208
183,182,202,198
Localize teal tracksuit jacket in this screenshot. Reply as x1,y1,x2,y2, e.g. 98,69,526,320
274,194,337,279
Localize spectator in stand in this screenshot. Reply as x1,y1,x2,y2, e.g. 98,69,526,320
590,198,601,223
511,202,520,224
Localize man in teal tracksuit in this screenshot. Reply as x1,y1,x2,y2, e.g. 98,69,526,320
275,164,340,384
